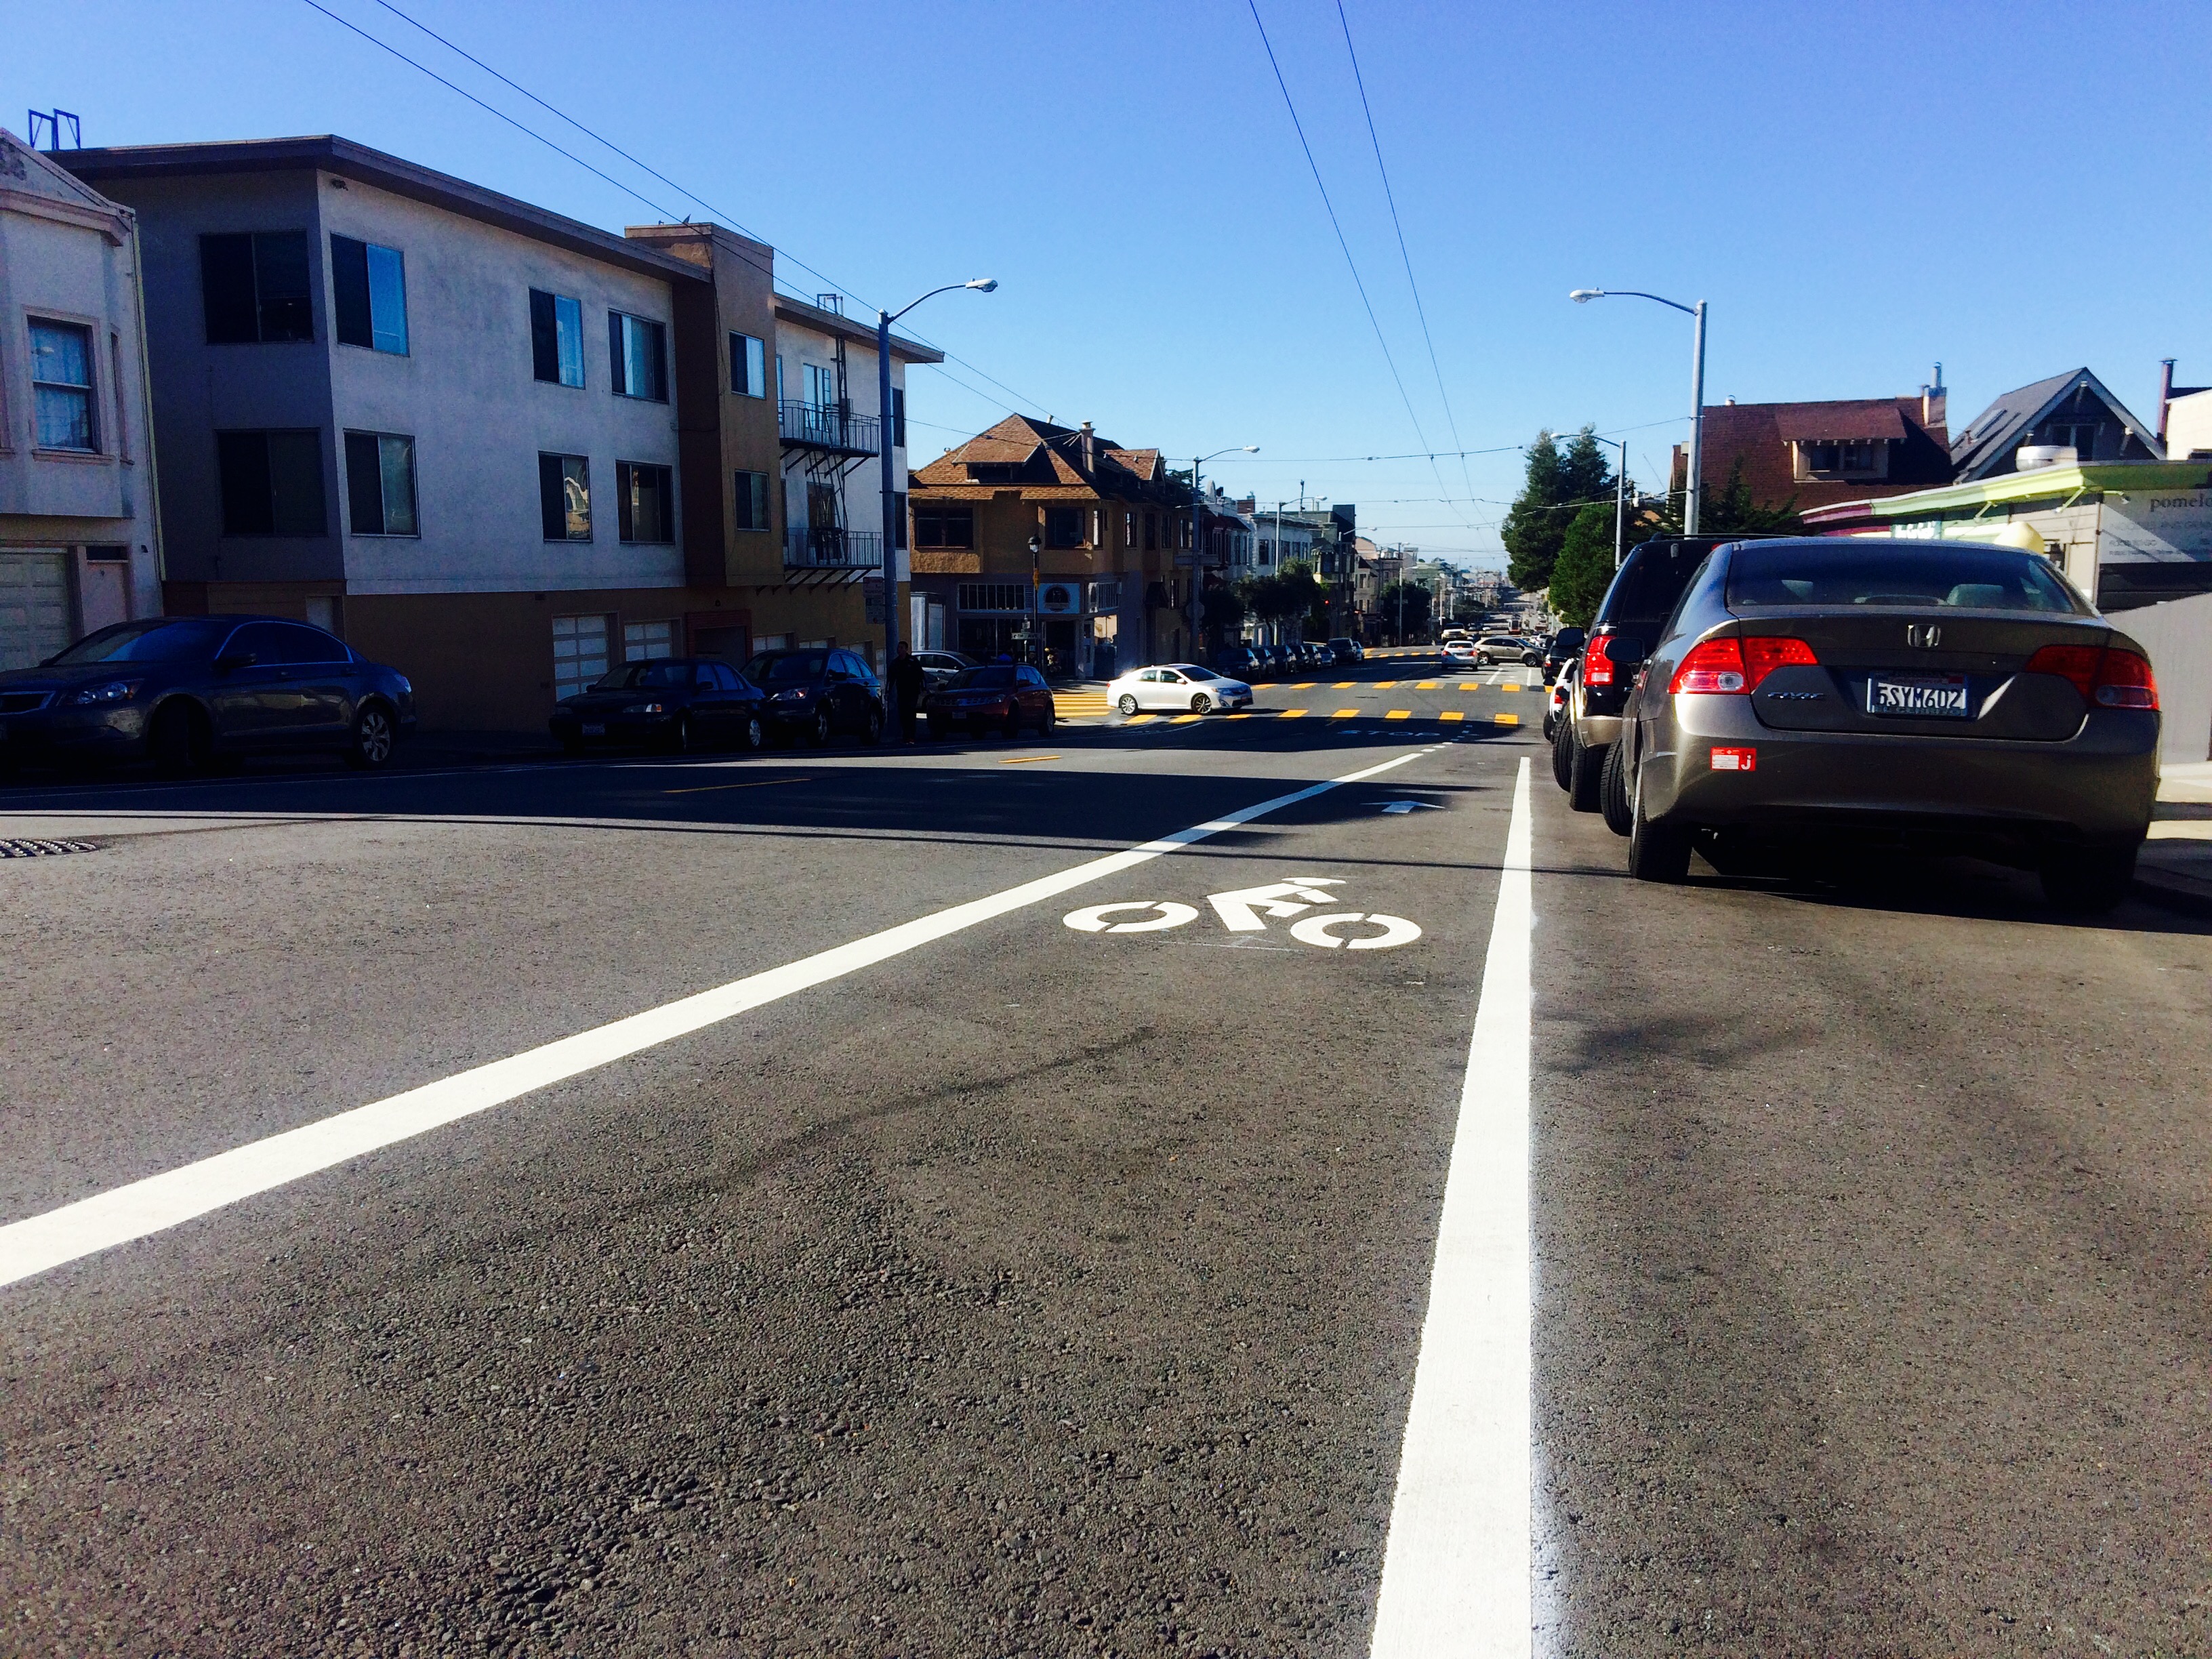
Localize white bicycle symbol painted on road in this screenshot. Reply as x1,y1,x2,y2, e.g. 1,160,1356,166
1063,877,1422,951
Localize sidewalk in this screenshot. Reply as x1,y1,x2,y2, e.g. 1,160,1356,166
2138,762,2212,914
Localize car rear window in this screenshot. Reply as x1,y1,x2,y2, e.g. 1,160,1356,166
1599,544,1713,626
1727,543,2079,613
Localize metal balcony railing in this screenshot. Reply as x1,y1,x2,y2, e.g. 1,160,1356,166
785,526,884,569
778,400,880,455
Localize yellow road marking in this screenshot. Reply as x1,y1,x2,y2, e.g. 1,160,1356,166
1332,708,1359,718
1124,714,1156,724
999,754,1061,764
1170,714,1202,724
1440,710,1465,722
1493,711,1519,726
1293,681,1316,689
663,775,811,795
1417,680,1438,689
1280,708,1309,718
1500,682,1521,693
1460,682,1480,691
1377,680,1399,689
1227,712,1250,720
1333,680,1354,689
1385,709,1412,720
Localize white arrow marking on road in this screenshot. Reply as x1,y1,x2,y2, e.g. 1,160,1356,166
1061,900,1200,934
1287,912,1423,950
1376,800,1444,814
1205,876,1344,933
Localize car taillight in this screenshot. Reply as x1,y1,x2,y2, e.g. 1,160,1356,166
2025,644,2160,710
1584,635,1617,686
1668,635,1817,695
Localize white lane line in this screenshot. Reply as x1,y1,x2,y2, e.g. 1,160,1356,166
0,750,1427,1292
1370,755,1533,1658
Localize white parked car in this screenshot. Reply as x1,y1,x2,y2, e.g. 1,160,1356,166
1441,639,1480,668
1109,663,1254,716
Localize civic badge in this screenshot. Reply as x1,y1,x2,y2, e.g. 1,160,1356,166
1907,623,1941,649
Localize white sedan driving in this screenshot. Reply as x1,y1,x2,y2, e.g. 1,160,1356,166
1109,663,1254,715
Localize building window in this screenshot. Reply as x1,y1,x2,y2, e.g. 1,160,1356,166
1124,511,1134,548
28,320,96,451
915,505,974,548
343,431,418,535
217,430,327,536
199,232,312,344
1797,440,1886,479
801,362,835,409
530,289,586,387
552,614,610,699
538,452,591,541
609,312,667,401
894,490,908,550
891,387,906,449
733,469,771,531
1143,512,1158,552
958,582,1028,613
730,332,766,397
616,461,674,543
624,619,674,661
1045,506,1084,548
331,235,409,354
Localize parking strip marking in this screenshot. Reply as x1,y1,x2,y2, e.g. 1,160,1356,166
0,750,1438,1292
1370,757,1532,1658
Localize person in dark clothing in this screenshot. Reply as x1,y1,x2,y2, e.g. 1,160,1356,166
886,645,926,743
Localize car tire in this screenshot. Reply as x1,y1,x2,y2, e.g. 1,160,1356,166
741,715,764,753
667,713,695,755
148,701,209,778
864,706,884,745
1040,707,1056,735
809,708,832,747
1118,694,1139,716
1599,738,1633,837
1191,693,1212,714
1551,722,1574,789
346,703,398,770
1568,731,1606,813
2040,843,2137,914
1626,760,1694,883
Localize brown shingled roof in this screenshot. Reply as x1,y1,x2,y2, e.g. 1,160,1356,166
1771,401,1906,441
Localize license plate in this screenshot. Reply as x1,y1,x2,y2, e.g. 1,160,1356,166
1868,674,1969,717
581,722,605,736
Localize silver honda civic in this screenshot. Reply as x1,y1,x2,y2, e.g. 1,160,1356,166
1613,537,2160,910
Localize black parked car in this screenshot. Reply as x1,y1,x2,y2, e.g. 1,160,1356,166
0,615,414,777
1328,638,1364,665
921,662,1057,739
1214,645,1258,678
744,647,885,745
549,657,766,754
1541,626,1586,685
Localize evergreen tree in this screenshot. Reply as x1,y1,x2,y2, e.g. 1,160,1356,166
1375,581,1434,640
1657,459,1805,537
1502,427,1614,592
1547,502,1620,628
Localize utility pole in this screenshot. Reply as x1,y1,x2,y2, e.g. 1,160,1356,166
1685,300,1707,535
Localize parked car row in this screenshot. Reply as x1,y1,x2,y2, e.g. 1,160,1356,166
1214,640,1351,677
1549,535,2159,911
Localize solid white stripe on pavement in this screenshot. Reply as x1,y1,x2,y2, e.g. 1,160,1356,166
0,750,1426,1292
1370,755,1534,1658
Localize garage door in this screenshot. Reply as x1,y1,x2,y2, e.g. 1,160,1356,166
0,552,73,672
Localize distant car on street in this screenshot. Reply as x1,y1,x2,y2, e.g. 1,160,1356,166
1441,639,1481,669
1474,634,1542,668
1608,537,2158,909
743,648,885,746
1108,663,1254,715
0,614,414,777
1328,637,1364,665
912,650,977,690
920,662,1057,739
550,657,766,754
1542,626,1586,684
1214,645,1258,678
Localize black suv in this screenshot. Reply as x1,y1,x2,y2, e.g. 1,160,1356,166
1553,538,1736,811
743,647,885,746
1540,626,1585,685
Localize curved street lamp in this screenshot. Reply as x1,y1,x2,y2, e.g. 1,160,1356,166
876,279,996,678
1570,287,1707,533
1185,445,1259,662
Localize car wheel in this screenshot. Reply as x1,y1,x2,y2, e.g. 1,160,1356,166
148,701,210,778
1118,694,1139,716
741,714,764,753
1191,693,1212,714
1040,707,1056,735
345,703,398,770
864,706,884,745
666,713,695,755
809,708,832,747
2040,843,2137,914
1626,760,1694,883
1568,731,1606,813
1599,738,1633,837
1551,721,1574,790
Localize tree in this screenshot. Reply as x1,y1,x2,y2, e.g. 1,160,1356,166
1656,459,1805,537
1376,581,1433,640
1502,427,1614,592
1548,502,1621,629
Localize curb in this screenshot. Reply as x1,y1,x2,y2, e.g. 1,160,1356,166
2133,863,2212,918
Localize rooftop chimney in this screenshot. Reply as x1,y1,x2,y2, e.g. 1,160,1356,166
2158,358,2177,443
1079,420,1095,472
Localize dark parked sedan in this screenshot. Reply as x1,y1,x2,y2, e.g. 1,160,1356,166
0,614,415,776
921,663,1057,739
744,648,885,745
549,657,766,754
1614,537,2159,909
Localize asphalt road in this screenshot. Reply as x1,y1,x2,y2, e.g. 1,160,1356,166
2,650,2207,1658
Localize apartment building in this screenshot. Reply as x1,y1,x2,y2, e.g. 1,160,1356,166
908,415,1194,675
60,136,936,730
0,129,162,669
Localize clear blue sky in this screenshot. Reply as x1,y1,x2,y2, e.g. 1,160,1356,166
12,1,2210,568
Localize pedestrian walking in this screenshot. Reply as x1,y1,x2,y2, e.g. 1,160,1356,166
887,644,926,743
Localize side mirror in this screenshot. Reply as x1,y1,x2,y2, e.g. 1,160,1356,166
1603,636,1646,668
213,651,258,674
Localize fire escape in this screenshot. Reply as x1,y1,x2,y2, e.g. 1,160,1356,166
780,298,884,588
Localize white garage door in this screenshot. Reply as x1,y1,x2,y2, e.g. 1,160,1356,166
0,552,74,672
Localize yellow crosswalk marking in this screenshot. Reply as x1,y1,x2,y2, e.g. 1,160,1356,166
1376,680,1399,689
1493,711,1519,726
1281,708,1309,718
1500,682,1521,693
1417,680,1438,689
1294,681,1316,689
1332,708,1359,718
1333,681,1353,689
1440,710,1465,722
1125,713,1156,724
1170,713,1201,723
1385,709,1412,720
1460,682,1480,691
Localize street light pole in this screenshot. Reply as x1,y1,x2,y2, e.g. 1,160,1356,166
1185,445,1258,662
1569,287,1708,535
874,276,996,691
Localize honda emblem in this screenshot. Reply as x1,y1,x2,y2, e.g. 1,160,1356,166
1907,623,1941,649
